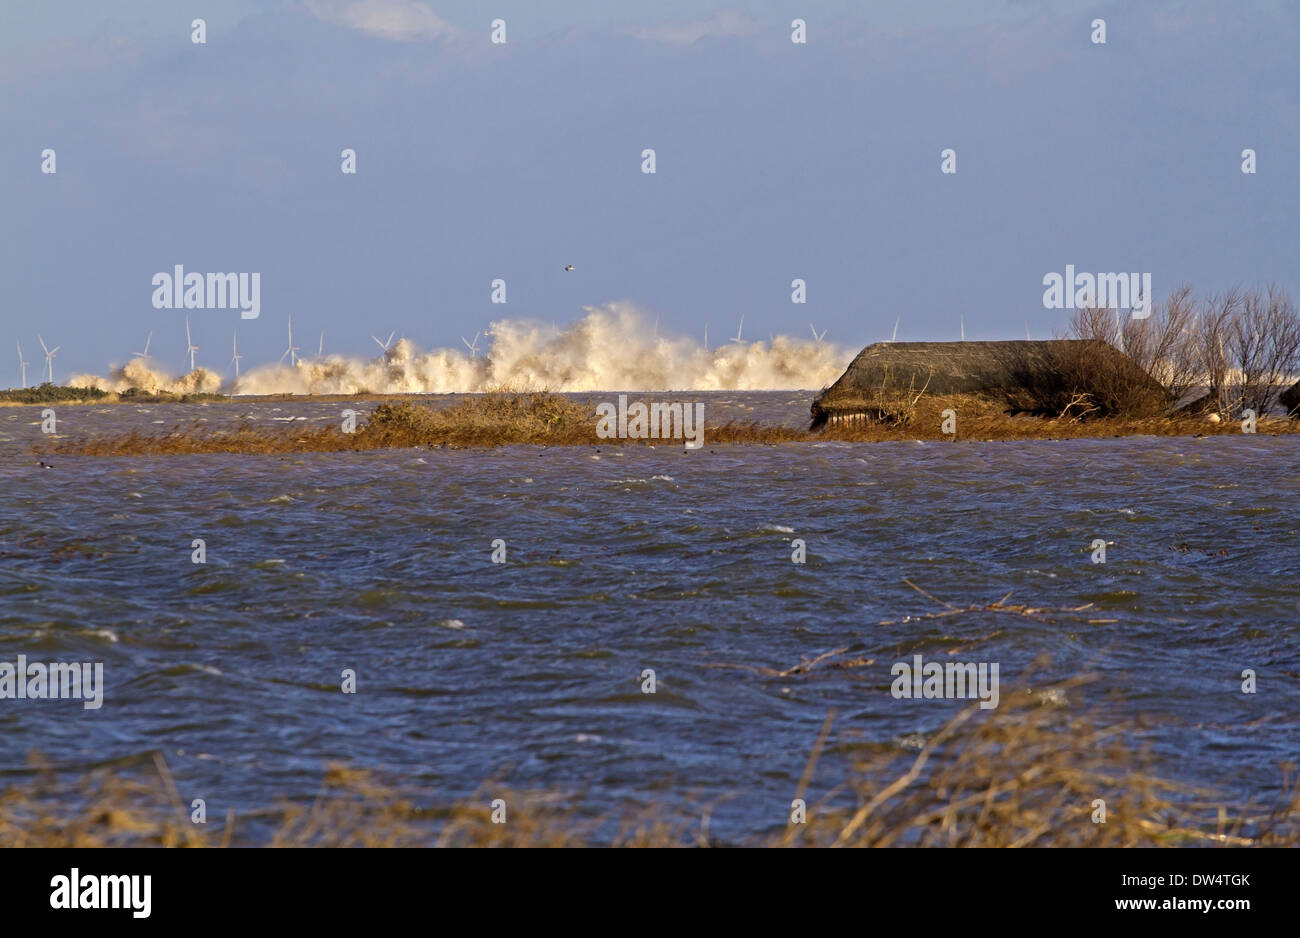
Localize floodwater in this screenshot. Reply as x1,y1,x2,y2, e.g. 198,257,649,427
1,392,1297,842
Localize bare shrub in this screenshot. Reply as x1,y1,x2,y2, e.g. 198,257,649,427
1231,284,1300,415
867,365,932,425
1039,330,1169,419
1187,287,1241,415
1122,284,1201,405
1068,284,1300,417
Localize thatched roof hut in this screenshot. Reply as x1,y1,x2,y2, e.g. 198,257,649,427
810,339,1168,428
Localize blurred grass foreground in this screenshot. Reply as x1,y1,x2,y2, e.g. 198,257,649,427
4,675,1296,848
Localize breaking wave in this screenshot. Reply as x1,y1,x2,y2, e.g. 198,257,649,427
71,303,851,395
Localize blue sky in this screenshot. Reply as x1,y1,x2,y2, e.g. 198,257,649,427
2,0,1297,380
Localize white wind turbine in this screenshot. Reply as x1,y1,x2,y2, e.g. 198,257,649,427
16,340,30,388
230,331,243,377
891,317,900,343
134,331,153,361
280,318,300,366
809,323,827,344
38,335,59,384
317,330,324,358
729,315,745,345
703,324,708,351
461,332,481,358
184,318,199,372
371,331,395,359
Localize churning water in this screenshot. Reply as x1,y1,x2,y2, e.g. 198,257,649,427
2,394,1298,842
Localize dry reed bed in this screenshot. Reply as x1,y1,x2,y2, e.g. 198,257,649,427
31,393,1300,458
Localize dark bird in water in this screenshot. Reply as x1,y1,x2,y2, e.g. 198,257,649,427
563,264,575,271
38,460,53,470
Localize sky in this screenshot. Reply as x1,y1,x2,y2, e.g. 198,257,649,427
2,0,1297,382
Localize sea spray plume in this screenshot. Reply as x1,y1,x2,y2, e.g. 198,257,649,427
68,358,223,395
74,303,851,395
475,303,849,391
234,304,849,394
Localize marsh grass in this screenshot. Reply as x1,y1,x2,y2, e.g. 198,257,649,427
814,393,1299,441
0,384,228,406
0,384,112,405
35,392,1300,458
4,674,1295,848
361,393,595,446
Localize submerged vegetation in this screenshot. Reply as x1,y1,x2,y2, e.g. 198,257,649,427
115,387,228,403
31,389,1300,459
0,383,226,405
3,671,1295,847
0,383,111,405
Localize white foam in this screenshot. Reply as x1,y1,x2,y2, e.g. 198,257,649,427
71,303,850,396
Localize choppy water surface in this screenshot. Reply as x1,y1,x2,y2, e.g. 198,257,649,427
2,393,1298,842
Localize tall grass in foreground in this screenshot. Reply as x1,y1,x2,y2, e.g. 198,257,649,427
35,392,1300,458
4,675,1295,847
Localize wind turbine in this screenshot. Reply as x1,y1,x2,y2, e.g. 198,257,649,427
461,332,482,359
891,318,900,343
134,331,153,361
280,318,300,366
37,335,59,384
184,318,199,372
16,340,29,388
729,315,745,344
1025,321,1031,341
809,323,827,344
372,331,395,358
960,315,966,342
317,330,324,358
230,331,243,377
703,324,708,351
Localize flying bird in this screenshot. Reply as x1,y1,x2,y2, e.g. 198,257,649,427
563,265,575,272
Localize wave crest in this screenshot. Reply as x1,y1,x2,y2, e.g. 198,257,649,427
72,303,850,395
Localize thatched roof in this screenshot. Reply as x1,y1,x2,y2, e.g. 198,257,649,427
810,339,1167,428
